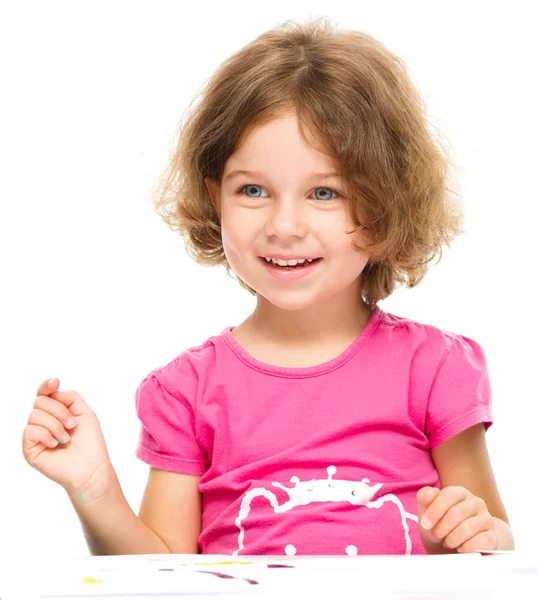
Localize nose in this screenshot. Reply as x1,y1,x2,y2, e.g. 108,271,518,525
264,196,308,239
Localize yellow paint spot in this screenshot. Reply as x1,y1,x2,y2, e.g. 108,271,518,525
82,575,104,584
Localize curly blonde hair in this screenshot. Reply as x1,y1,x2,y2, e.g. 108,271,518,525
151,16,464,309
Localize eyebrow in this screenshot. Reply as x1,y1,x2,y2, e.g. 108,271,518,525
223,169,342,183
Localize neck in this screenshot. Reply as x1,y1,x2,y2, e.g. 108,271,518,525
246,284,375,345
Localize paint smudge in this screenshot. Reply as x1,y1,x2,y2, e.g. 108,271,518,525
82,576,104,584
197,570,259,585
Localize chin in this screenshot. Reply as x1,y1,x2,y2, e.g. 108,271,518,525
257,289,324,312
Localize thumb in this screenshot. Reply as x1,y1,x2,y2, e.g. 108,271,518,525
417,486,439,525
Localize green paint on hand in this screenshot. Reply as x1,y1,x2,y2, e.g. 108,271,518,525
66,480,87,504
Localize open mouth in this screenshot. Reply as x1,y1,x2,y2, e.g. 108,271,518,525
258,257,323,279
259,257,322,269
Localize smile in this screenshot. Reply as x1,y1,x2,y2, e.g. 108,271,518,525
259,256,323,280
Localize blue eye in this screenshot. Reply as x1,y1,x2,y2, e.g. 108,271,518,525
313,187,339,201
239,184,268,198
238,184,340,202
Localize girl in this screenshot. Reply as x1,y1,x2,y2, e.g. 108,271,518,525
23,17,514,556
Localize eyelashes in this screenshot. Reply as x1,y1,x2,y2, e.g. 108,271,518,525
237,184,341,202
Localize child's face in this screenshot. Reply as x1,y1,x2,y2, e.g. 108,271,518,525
205,112,371,311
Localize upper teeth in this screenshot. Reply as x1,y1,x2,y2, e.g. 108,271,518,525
264,257,314,266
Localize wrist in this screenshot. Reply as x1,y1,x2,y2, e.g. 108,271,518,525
64,461,119,507
493,517,515,551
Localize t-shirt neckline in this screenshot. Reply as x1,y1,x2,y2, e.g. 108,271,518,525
220,305,384,377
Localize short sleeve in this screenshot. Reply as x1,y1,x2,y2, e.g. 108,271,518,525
425,334,494,449
135,370,206,474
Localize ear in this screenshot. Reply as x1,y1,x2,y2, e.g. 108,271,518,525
204,176,221,214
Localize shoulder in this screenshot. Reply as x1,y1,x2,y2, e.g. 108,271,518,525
141,328,230,401
379,308,487,364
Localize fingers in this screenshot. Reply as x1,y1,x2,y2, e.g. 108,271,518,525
29,385,78,448
458,530,499,554
27,408,72,444
36,377,91,417
420,486,469,531
23,424,60,450
33,395,77,430
426,498,477,542
24,379,89,464
441,513,496,551
417,486,439,515
418,486,497,553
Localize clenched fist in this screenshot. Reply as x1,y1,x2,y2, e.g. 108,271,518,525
417,486,499,553
23,378,114,501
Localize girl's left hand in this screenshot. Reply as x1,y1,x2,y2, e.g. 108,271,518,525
417,486,499,553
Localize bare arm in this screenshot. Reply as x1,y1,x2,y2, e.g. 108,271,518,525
431,423,514,551
432,424,510,524
67,463,171,555
67,464,202,555
138,467,202,554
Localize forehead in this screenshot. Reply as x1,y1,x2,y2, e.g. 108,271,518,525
225,114,341,179
235,113,315,152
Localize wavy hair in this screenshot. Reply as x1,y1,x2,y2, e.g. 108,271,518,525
151,16,464,309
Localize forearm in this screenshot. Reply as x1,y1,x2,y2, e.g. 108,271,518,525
66,464,170,556
494,517,515,551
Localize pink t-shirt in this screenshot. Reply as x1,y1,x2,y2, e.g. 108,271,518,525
135,306,493,556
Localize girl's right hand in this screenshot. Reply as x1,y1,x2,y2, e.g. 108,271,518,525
22,378,114,498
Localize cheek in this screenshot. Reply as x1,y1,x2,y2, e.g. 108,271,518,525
329,231,370,278
220,212,256,266
221,231,241,266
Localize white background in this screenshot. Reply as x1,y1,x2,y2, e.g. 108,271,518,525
1,0,536,564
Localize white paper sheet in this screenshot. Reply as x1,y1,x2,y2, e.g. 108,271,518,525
1,553,537,599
